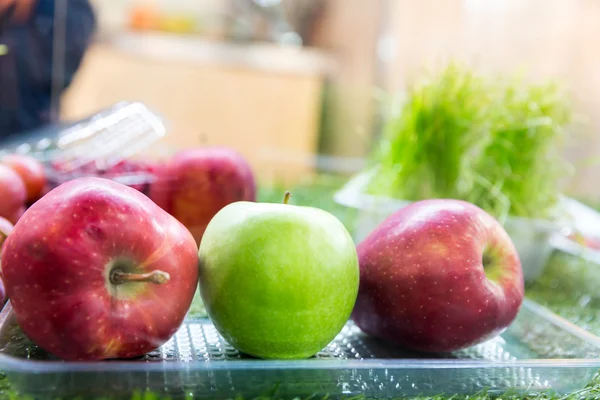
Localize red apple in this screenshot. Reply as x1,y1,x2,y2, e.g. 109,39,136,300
1,177,199,361
149,148,256,245
352,199,524,353
2,154,47,203
0,165,26,221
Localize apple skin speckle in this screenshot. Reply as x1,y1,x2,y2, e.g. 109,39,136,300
351,199,524,353
1,177,199,361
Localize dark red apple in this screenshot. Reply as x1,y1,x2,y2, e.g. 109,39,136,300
0,165,26,221
149,148,256,245
2,154,47,203
352,199,524,353
1,177,199,361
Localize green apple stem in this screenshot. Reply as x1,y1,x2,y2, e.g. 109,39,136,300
110,269,170,285
283,191,292,205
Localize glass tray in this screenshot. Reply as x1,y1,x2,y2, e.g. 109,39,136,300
0,299,599,399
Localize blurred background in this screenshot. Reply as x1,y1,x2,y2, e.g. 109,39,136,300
75,0,600,196
1,0,599,197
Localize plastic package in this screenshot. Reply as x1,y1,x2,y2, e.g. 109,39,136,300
0,299,599,398
0,102,166,195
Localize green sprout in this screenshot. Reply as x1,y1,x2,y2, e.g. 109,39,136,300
367,62,573,223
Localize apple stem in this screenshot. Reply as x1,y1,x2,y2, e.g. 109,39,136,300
283,191,292,205
110,269,170,285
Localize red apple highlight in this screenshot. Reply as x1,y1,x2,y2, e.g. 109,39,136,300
149,148,256,245
2,154,47,203
2,177,199,361
0,215,13,249
0,165,26,221
352,199,524,353
0,216,14,305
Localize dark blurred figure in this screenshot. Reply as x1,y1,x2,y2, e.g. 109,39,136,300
0,0,96,140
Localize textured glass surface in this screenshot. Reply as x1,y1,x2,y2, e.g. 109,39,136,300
0,300,599,398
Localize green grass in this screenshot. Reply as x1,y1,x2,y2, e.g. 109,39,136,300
2,178,600,399
367,63,573,223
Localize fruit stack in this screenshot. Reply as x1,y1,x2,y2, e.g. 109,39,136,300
0,154,48,306
0,144,524,362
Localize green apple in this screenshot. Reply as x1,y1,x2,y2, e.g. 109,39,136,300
198,192,359,359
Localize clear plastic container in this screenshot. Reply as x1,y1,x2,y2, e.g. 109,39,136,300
0,101,167,196
0,299,599,399
547,198,600,266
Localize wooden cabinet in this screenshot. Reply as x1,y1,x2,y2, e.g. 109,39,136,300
61,33,334,184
